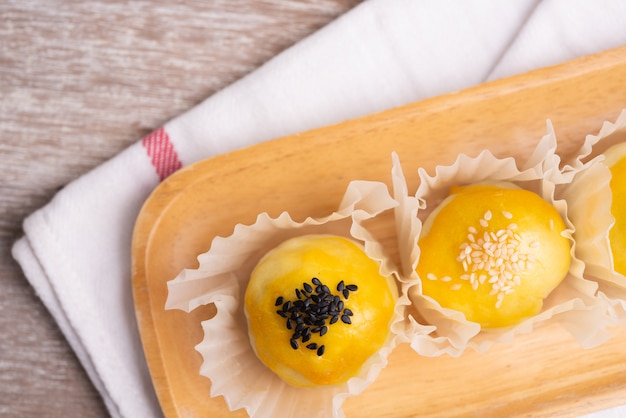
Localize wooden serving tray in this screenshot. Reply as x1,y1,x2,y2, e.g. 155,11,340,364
132,45,626,418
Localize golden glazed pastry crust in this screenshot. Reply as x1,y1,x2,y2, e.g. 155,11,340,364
417,183,571,328
244,234,397,388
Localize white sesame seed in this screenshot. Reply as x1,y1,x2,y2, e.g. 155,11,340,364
450,284,462,291
455,215,533,309
441,276,452,282
427,273,437,281
530,240,540,248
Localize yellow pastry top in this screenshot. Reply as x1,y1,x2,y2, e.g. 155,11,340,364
603,142,626,275
417,183,571,328
244,234,397,387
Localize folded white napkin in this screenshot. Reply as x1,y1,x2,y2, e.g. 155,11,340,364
12,0,626,417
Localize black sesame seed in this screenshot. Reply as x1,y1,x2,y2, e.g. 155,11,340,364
276,276,356,353
317,345,325,356
346,284,358,292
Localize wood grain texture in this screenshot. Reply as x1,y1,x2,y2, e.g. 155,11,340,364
132,46,626,417
0,1,362,417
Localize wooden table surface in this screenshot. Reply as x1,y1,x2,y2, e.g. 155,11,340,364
0,1,362,416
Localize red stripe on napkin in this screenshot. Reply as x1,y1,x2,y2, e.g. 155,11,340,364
141,127,182,181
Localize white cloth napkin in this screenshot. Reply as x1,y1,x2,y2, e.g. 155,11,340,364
12,0,626,417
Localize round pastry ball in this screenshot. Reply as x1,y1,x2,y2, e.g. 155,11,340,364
602,142,626,275
244,234,397,387
416,183,571,328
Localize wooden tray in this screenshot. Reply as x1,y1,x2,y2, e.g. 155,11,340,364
132,45,626,418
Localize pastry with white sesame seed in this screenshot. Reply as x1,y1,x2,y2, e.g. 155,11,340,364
416,183,571,328
244,234,398,387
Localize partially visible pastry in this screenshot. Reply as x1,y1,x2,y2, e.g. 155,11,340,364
602,142,626,275
244,234,398,387
416,183,571,328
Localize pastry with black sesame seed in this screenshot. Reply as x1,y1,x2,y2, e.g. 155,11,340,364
244,234,398,387
415,183,571,328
